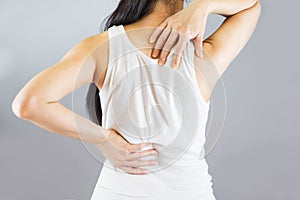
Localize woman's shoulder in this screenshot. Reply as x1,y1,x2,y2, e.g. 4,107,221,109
78,30,109,52
61,31,109,62
62,31,110,85
76,30,110,64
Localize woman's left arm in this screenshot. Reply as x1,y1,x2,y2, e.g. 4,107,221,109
194,1,262,100
150,0,259,68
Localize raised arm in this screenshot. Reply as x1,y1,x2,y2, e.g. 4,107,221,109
150,0,261,69
195,0,262,101
202,0,261,74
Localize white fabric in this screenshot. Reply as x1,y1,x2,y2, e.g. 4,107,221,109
90,25,216,200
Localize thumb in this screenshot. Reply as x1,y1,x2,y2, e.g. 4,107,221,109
193,34,204,59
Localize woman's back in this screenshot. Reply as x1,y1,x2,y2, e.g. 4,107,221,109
10,0,261,199
90,24,216,200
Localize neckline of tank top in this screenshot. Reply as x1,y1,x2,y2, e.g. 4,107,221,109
111,25,211,106
119,24,198,67
118,24,164,63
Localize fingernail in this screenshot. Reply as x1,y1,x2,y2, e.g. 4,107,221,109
171,61,176,68
172,62,178,69
172,62,177,69
158,58,165,65
152,53,158,58
149,37,155,43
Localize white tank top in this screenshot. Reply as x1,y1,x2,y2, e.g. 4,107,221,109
95,25,214,199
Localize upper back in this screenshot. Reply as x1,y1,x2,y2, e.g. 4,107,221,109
99,24,210,141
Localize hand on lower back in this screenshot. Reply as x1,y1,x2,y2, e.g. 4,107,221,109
95,128,159,175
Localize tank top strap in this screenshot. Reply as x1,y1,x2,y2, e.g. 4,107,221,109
107,25,135,66
183,40,195,67
184,41,197,83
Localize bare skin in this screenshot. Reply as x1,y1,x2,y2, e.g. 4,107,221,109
122,0,261,101
150,0,262,70
11,0,261,174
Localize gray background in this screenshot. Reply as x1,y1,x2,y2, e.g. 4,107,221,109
0,0,299,199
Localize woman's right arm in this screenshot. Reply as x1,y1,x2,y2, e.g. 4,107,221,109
12,32,158,174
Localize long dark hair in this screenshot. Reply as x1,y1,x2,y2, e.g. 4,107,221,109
85,0,160,126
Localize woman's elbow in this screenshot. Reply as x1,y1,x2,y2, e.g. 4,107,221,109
253,0,262,14
12,94,39,120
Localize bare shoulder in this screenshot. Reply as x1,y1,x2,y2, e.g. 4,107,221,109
79,31,109,50
62,31,108,60
67,31,110,86
85,31,110,86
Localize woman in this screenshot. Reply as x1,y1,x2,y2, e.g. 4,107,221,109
12,0,261,199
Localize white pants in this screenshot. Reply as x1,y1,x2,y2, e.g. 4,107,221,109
90,183,216,200
90,184,147,200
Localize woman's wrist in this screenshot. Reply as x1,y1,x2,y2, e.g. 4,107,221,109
95,126,111,147
189,0,212,15
185,0,211,22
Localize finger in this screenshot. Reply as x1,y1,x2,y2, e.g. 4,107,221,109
127,149,158,161
171,35,190,69
158,30,179,65
193,34,204,59
119,166,150,175
152,27,172,58
125,159,159,168
127,142,152,153
149,20,168,44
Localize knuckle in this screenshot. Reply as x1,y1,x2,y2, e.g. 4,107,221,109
173,22,183,30
133,152,143,159
160,50,169,58
137,153,146,160
166,18,173,24
123,152,130,160
133,144,142,152
172,54,179,60
165,39,175,47
135,153,146,160
160,35,169,43
174,48,182,56
123,144,131,152
120,152,128,161
127,154,136,161
154,42,163,50
132,160,139,167
181,28,191,37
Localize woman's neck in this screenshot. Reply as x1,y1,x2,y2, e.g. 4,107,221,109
129,1,183,28
121,2,183,57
